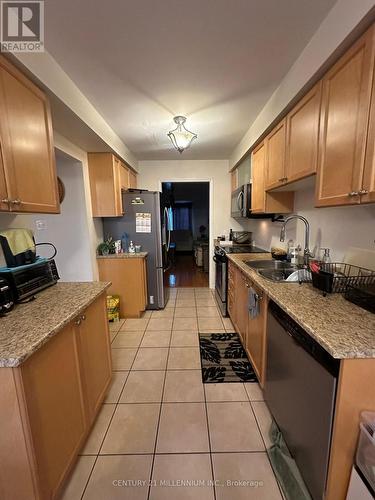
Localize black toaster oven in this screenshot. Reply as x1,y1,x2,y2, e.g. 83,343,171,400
0,259,59,302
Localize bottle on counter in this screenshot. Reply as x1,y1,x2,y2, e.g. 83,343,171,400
128,241,136,254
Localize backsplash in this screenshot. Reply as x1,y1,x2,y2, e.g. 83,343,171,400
242,187,375,262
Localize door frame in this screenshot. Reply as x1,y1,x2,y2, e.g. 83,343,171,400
158,178,214,288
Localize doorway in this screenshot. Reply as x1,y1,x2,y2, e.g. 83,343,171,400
162,181,209,288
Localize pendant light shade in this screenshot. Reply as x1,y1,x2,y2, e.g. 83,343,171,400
167,116,197,153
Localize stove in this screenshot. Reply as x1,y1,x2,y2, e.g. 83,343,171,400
223,245,267,254
214,244,268,316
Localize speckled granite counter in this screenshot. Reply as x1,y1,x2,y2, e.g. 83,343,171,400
0,282,110,368
228,253,375,359
97,252,148,259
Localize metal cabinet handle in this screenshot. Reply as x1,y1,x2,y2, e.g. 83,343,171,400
75,318,81,326
348,191,359,197
0,198,10,204
10,199,21,204
278,177,287,182
81,314,86,321
358,189,369,195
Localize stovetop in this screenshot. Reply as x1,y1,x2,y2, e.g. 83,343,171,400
224,245,267,254
215,244,267,254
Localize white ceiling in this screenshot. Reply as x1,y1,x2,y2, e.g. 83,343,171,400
44,0,337,160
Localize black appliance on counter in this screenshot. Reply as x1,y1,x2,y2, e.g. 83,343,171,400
0,259,59,302
0,278,14,315
214,244,267,316
231,184,274,219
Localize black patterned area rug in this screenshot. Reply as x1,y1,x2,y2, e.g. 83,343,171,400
199,332,258,383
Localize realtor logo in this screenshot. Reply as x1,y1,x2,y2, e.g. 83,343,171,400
1,1,44,52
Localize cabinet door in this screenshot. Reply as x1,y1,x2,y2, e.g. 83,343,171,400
361,52,375,204
129,170,137,188
251,142,265,212
76,295,112,422
227,262,236,321
120,163,130,192
88,153,122,217
20,323,86,499
231,170,237,192
265,119,286,190
246,287,267,385
0,56,59,214
316,27,375,207
235,271,249,345
285,82,322,183
0,141,9,211
97,257,147,318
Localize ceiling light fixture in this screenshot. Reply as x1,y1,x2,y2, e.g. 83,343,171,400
167,116,197,153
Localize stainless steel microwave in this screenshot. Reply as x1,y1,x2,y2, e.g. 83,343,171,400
231,184,250,218
231,184,274,219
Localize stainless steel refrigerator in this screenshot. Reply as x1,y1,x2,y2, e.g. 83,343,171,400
103,190,170,309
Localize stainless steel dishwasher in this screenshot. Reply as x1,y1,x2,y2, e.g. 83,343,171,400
264,301,340,500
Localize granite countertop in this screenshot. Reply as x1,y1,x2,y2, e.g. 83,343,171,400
228,253,375,359
97,252,148,259
0,282,110,368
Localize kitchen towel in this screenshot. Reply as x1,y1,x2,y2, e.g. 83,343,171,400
248,287,259,318
0,228,35,256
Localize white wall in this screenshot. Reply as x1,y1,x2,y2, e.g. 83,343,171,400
230,0,375,167
138,160,245,288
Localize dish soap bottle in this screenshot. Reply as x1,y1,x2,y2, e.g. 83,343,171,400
129,241,135,254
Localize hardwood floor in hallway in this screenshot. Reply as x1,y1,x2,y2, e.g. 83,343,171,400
165,253,209,288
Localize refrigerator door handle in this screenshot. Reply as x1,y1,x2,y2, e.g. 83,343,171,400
164,207,171,251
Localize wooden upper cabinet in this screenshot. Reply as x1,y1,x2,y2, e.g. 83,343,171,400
231,170,237,192
285,82,322,183
362,39,375,205
128,169,137,189
316,26,375,207
0,56,59,213
265,118,286,190
88,152,138,216
120,161,129,191
251,141,294,214
251,142,266,212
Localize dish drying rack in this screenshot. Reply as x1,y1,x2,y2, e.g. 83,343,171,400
311,262,375,295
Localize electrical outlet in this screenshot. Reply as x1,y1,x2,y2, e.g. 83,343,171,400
149,296,154,304
35,220,47,230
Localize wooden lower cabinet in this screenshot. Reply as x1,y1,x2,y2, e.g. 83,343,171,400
0,293,111,500
246,284,267,386
234,269,250,345
97,257,148,317
76,295,112,423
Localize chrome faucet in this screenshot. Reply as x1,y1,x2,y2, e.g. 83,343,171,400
280,215,312,267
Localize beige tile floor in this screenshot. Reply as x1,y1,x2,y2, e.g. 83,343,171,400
61,287,283,500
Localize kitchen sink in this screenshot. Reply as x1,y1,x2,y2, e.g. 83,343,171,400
244,260,311,283
245,260,298,270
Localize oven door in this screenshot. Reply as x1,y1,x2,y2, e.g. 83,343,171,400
214,253,228,316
